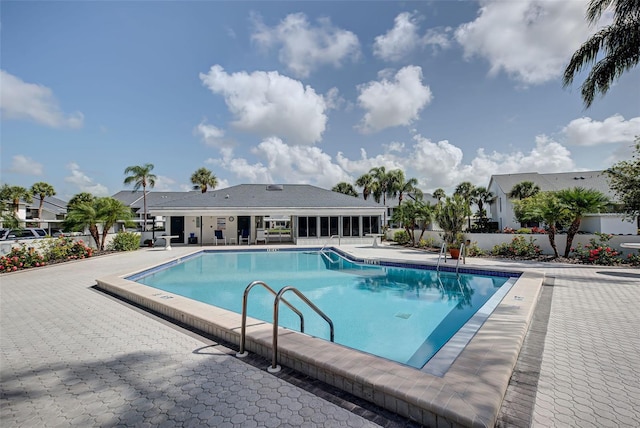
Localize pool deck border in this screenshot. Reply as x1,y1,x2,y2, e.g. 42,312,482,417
95,247,544,428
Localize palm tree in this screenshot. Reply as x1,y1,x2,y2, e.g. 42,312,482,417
509,181,541,200
435,195,467,249
123,163,156,231
391,200,418,246
67,192,95,210
30,182,56,227
190,167,218,193
0,185,32,227
64,200,101,249
332,182,359,197
369,167,400,227
514,192,571,258
432,188,446,204
472,186,495,218
557,187,610,257
563,0,640,108
96,197,134,250
415,200,435,244
355,173,374,200
454,181,475,229
393,171,422,205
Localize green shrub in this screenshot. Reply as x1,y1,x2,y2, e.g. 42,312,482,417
516,228,532,234
417,236,438,249
571,233,621,266
108,231,141,251
393,230,410,245
491,236,541,259
465,241,485,256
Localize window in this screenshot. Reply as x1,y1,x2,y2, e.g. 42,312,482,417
342,216,351,236
351,216,359,236
298,217,308,237
308,217,317,237
320,217,329,237
330,217,339,236
362,216,379,234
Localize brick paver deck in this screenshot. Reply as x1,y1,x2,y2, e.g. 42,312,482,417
2,245,639,427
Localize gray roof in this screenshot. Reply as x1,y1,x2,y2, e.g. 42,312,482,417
489,170,615,199
111,191,197,210
149,184,383,210
26,196,68,215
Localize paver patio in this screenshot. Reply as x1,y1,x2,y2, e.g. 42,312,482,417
1,244,639,427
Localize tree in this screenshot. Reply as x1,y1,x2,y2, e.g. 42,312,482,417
0,185,32,227
369,167,399,227
454,181,475,229
435,195,467,247
415,200,435,244
557,187,610,257
563,0,640,108
64,197,133,250
123,163,156,231
472,186,495,218
30,182,56,227
392,170,422,205
432,188,446,203
514,192,571,258
190,167,218,193
355,173,374,200
605,139,640,228
508,181,541,200
391,201,418,246
95,197,134,250
67,192,95,210
332,182,359,197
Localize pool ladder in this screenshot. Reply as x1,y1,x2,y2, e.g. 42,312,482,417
436,242,466,276
236,280,334,373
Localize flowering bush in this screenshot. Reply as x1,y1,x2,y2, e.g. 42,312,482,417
0,246,47,273
491,236,542,259
626,252,640,267
571,233,621,266
41,236,93,262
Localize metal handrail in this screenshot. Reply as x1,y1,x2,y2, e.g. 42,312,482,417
455,242,466,276
436,242,447,272
269,286,334,373
236,281,304,357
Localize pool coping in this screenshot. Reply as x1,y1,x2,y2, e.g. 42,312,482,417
95,248,544,428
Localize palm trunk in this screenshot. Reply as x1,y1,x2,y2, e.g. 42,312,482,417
548,225,559,258
38,198,44,227
142,185,148,232
564,218,581,258
89,224,101,250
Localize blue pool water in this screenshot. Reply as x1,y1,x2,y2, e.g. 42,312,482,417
132,250,514,368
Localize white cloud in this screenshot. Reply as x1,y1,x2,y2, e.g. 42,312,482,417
562,115,640,146
194,120,226,148
152,175,176,192
455,0,597,84
64,162,109,196
374,12,451,62
9,155,43,175
251,13,360,78
357,66,433,133
374,12,423,62
0,70,84,128
200,65,329,145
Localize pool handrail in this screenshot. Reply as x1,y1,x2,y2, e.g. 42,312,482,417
270,286,334,373
436,242,447,271
455,242,466,276
237,280,304,357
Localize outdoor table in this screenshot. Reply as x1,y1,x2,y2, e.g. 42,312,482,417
366,233,384,247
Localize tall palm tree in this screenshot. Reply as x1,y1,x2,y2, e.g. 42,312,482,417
472,186,495,218
557,187,610,257
391,200,418,246
190,167,218,193
355,173,374,200
0,185,32,227
123,163,156,231
30,182,56,227
369,167,399,227
509,181,541,200
415,200,435,244
563,0,640,108
393,170,422,205
432,188,446,204
454,181,475,229
332,182,359,197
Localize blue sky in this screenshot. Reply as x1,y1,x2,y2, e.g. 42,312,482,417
1,0,639,201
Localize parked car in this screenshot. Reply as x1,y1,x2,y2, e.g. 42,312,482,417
0,228,48,240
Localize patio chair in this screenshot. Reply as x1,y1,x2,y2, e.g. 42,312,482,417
239,229,250,245
214,230,226,245
255,229,268,245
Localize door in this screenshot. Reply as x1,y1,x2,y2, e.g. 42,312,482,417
237,216,251,241
170,216,184,243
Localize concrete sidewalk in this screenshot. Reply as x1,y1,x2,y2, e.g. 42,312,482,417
1,245,640,427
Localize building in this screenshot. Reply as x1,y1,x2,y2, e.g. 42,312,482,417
116,184,385,246
487,170,636,234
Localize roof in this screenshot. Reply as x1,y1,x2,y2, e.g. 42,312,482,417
147,184,384,211
489,170,615,199
26,196,68,215
111,191,197,209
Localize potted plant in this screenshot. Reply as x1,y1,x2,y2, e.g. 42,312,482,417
435,195,467,259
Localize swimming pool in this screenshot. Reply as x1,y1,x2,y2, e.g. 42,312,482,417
130,249,516,368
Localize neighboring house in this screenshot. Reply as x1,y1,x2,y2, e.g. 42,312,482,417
359,192,440,229
25,196,68,232
137,184,385,246
111,190,189,230
487,170,635,234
